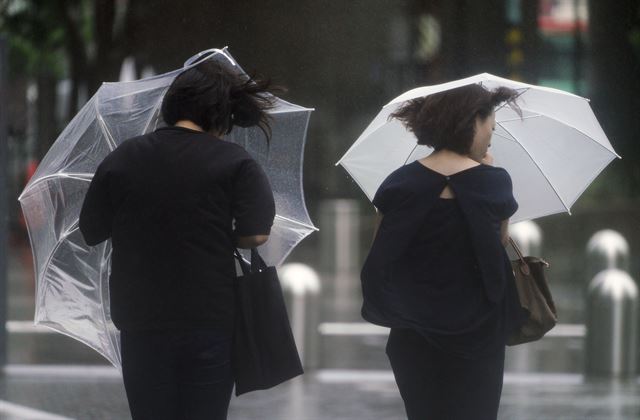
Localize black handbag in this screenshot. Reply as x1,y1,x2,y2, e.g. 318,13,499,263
507,237,558,346
232,248,303,396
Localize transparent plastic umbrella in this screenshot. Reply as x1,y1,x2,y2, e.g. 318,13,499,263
337,73,619,223
18,48,316,368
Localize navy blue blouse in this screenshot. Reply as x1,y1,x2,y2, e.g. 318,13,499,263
361,161,523,358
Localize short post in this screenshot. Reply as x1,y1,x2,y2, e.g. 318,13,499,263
279,263,321,369
318,199,360,275
585,269,638,378
509,220,542,256
586,230,630,281
0,36,8,367
318,199,361,309
505,220,542,372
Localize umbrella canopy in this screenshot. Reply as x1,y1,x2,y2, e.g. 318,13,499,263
337,73,619,223
18,48,316,367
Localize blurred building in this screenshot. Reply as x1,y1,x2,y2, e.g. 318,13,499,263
1,0,635,228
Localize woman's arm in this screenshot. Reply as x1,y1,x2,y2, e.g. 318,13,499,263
236,234,269,249
231,158,275,248
79,162,114,246
373,210,383,240
500,219,510,247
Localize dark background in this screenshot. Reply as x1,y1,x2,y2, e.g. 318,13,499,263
2,0,639,202
0,0,638,361
1,1,639,292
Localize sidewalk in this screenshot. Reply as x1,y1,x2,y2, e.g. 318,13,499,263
4,237,640,419
0,367,638,419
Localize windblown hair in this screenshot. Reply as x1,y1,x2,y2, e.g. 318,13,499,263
161,59,279,140
389,84,521,154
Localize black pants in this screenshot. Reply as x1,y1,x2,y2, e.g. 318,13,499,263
121,328,234,420
386,328,505,420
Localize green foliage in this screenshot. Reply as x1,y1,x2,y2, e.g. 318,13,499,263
0,0,91,78
6,33,65,77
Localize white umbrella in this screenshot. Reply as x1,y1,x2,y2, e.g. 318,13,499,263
337,73,619,222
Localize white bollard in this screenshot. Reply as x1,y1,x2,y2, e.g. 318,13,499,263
279,263,321,369
318,199,360,275
505,220,542,373
509,220,542,256
586,269,638,378
586,230,630,280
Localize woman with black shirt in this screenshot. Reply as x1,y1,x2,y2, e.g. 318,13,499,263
361,84,526,419
79,58,276,420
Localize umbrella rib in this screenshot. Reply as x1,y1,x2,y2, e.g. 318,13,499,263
41,222,81,279
38,222,80,307
37,222,121,366
492,131,518,143
95,100,117,151
21,173,93,197
403,144,419,165
287,110,317,232
142,86,171,134
517,106,620,158
269,107,315,115
33,320,117,366
336,107,397,166
337,161,376,202
561,154,617,211
496,114,542,124
496,122,572,214
275,214,318,231
494,88,529,113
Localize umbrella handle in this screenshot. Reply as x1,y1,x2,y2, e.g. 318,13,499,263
183,47,236,68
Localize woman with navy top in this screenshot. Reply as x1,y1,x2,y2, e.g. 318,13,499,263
361,84,526,420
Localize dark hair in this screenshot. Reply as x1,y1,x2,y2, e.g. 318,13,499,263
161,59,278,140
389,84,521,154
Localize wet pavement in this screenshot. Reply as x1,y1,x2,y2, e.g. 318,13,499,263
0,367,639,419
2,236,640,419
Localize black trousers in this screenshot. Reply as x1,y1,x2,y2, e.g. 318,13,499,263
386,328,505,420
121,328,234,420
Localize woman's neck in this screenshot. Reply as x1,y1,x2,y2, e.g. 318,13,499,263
175,120,205,132
174,120,226,138
427,149,476,163
419,149,481,175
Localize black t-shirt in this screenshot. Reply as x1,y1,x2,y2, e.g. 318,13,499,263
79,126,275,331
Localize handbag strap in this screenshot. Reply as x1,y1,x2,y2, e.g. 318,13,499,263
235,249,251,275
508,236,532,276
508,237,527,265
235,248,268,275
508,237,549,267
250,248,268,272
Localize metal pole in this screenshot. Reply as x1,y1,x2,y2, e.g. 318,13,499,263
319,199,360,275
505,220,541,373
509,220,542,256
586,229,630,281
0,36,9,367
318,199,361,303
279,263,321,369
585,269,638,378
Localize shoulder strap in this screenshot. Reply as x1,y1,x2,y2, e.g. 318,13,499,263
234,249,251,276
509,237,527,264
235,248,268,275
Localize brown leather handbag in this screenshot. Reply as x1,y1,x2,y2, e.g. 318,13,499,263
507,237,558,346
